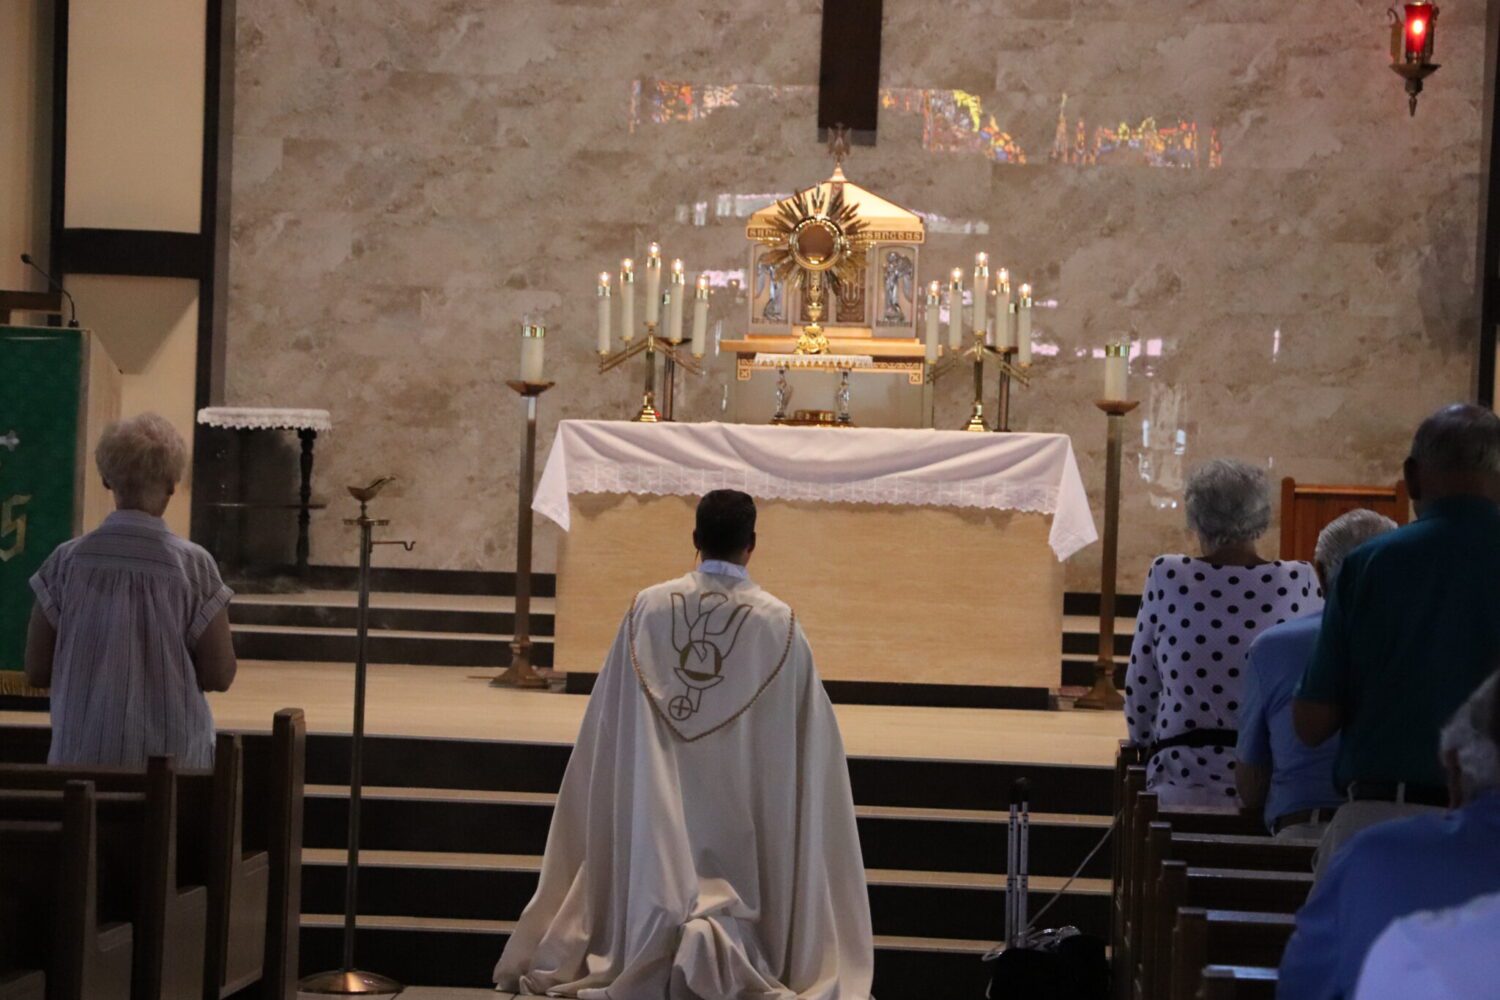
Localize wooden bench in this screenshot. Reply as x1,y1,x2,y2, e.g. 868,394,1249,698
0,758,207,1000
0,781,133,1000
1145,865,1310,1000
1172,910,1295,1000
1198,965,1277,1000
0,707,306,1000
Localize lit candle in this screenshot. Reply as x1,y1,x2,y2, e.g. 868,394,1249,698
924,280,941,363
972,252,989,336
691,275,710,357
644,242,662,327
995,269,1014,349
520,323,546,382
668,258,686,343
620,259,636,342
1104,342,1129,401
1017,283,1033,364
596,272,612,355
947,268,964,349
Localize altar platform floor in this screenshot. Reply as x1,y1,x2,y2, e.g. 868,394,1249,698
2,658,1127,767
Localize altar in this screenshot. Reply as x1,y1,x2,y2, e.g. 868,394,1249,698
534,420,1097,696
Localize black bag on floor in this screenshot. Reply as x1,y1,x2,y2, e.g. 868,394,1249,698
984,779,1110,1000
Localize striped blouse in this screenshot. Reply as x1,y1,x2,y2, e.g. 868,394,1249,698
29,509,233,767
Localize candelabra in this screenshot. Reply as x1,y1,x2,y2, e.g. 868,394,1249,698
493,380,554,688
598,321,703,422
927,335,1030,432
1075,398,1138,711
299,479,414,996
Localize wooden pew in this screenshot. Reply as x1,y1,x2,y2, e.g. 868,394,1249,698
0,781,133,1000
0,707,306,1000
1172,910,1295,1000
1113,758,1145,999
0,758,208,1000
1198,965,1277,1000
1147,865,1310,999
1124,789,1265,977
0,971,46,1000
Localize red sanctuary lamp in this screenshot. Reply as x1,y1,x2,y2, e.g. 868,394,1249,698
1390,2,1440,116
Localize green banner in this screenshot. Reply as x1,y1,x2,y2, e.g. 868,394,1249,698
1,327,82,688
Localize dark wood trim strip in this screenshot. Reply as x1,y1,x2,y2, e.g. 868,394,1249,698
1476,0,1500,406
55,228,207,278
48,0,68,281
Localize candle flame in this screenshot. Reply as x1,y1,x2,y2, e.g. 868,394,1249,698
696,274,709,290
976,251,988,265
998,267,1009,283
598,271,610,285
622,258,634,273
648,242,661,258
1021,282,1032,297
671,258,684,277
950,267,963,284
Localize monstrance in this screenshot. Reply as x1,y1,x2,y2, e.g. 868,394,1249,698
752,182,872,356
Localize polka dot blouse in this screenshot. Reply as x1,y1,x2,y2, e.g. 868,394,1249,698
1124,555,1323,806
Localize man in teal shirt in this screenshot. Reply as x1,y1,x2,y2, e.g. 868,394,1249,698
1295,403,1500,872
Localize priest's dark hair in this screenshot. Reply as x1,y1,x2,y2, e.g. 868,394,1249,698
694,489,757,560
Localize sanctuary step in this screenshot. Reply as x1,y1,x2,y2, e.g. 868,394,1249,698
230,589,1138,694
269,731,1114,997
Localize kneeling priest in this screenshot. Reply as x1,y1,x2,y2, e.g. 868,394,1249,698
494,489,874,1000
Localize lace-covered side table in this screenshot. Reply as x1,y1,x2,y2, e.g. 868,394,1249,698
197,407,332,579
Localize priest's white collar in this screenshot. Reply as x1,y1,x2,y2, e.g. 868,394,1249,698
697,559,750,580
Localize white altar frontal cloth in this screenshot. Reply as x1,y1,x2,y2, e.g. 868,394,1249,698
196,406,332,433
533,420,1097,560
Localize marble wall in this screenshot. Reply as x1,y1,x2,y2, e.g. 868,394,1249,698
228,0,1487,589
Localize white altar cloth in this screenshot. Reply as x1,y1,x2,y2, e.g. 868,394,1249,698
534,421,1097,560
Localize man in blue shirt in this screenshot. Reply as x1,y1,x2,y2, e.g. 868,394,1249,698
1237,510,1397,836
1278,671,1500,1000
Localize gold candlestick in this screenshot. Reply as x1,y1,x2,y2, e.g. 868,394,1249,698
493,380,555,688
1076,398,1139,711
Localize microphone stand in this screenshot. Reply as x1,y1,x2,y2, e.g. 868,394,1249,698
19,253,79,327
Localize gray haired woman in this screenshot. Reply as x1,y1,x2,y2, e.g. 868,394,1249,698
1124,459,1322,807
24,412,236,767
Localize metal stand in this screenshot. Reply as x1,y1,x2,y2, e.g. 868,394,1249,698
662,351,678,421
927,337,1030,432
835,369,853,426
493,381,553,689
994,346,1019,432
598,322,702,423
773,366,791,422
299,481,413,996
1076,399,1138,711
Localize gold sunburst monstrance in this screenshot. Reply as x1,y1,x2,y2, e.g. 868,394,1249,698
753,184,871,354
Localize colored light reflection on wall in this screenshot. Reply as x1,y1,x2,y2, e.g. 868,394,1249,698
1049,95,1220,169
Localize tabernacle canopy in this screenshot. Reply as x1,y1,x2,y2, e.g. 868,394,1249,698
494,568,874,999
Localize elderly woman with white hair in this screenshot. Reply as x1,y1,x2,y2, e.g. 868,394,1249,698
1124,459,1321,807
24,412,236,767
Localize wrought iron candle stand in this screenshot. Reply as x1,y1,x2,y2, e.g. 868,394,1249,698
598,319,703,422
1076,399,1139,711
299,478,414,997
927,335,1030,432
492,380,553,689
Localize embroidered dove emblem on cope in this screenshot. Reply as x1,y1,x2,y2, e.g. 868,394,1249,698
667,591,752,721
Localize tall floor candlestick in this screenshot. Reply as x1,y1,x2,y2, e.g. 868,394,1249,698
493,380,555,689
299,480,413,997
1076,399,1139,711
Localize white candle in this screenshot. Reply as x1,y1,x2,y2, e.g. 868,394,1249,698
668,259,686,343
924,280,940,363
644,242,662,327
972,253,989,336
996,269,1013,349
520,323,546,382
986,287,998,346
620,259,635,342
1017,283,1033,364
596,272,611,355
691,275,709,357
1104,342,1129,401
947,268,964,349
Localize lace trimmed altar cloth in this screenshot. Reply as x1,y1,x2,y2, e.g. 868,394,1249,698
196,407,332,433
533,420,1097,560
